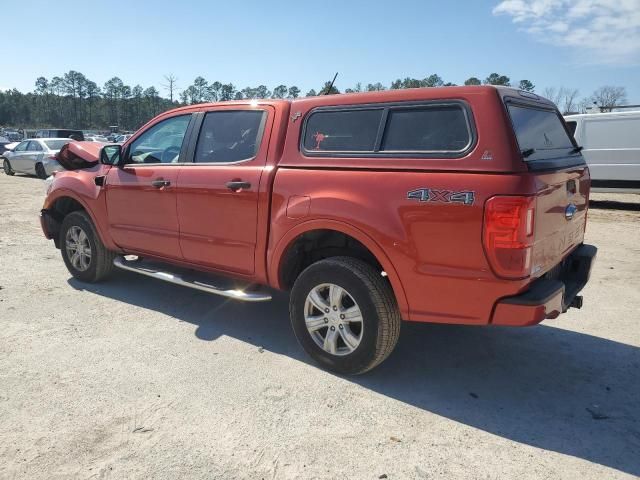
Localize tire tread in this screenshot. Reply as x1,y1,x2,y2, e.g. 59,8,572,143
290,256,401,374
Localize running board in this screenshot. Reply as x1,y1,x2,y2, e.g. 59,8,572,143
113,256,272,302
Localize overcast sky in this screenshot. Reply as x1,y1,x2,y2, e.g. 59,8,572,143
3,0,639,103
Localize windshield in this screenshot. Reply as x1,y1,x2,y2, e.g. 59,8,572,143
507,105,574,159
44,139,70,150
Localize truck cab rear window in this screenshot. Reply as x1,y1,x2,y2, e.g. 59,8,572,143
302,103,472,156
508,105,574,159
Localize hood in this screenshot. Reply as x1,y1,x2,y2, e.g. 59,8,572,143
56,141,102,170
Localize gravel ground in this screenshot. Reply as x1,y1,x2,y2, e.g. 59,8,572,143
0,172,639,480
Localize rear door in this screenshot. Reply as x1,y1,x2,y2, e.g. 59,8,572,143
505,102,589,277
176,106,272,276
105,113,194,259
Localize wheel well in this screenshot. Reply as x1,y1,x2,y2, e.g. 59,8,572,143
47,197,86,247
52,196,85,217
279,229,384,290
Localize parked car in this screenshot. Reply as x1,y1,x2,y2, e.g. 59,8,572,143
85,135,109,143
3,130,22,142
35,129,85,141
2,138,70,178
0,137,11,155
564,111,640,192
115,134,133,143
40,86,596,374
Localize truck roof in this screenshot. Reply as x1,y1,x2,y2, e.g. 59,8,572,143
162,85,553,114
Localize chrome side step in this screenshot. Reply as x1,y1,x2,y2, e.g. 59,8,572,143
113,256,272,302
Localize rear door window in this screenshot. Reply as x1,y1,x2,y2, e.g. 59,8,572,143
194,110,266,163
507,105,574,158
302,109,383,152
27,141,43,151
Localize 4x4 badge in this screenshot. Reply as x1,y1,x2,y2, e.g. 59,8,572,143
407,188,475,206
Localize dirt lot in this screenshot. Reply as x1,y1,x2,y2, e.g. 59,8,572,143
0,172,638,480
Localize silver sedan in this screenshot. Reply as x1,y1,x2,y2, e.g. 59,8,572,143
2,138,70,179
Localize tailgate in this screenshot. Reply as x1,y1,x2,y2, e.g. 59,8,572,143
531,166,589,278
502,96,590,278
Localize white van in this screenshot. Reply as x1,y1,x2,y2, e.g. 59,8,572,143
564,111,640,192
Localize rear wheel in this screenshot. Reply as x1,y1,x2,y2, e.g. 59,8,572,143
3,159,14,175
290,257,401,374
60,211,115,283
35,162,47,179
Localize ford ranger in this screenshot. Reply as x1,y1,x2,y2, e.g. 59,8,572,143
40,86,597,374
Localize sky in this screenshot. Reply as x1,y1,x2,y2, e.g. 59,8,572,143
3,0,640,103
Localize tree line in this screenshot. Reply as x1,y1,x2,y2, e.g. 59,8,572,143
0,70,628,131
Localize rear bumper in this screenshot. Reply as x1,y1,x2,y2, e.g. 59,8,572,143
491,244,597,326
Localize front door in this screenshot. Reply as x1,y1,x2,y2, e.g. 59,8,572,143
176,107,272,276
9,141,30,172
105,114,193,259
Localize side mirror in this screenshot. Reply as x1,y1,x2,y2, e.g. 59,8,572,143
101,144,122,165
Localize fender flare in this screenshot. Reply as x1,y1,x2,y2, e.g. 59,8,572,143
268,218,409,318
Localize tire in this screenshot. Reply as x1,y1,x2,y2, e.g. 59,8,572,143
290,257,401,375
35,162,47,179
3,159,14,176
60,211,116,283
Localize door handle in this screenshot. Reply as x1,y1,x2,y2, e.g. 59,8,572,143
151,179,171,188
226,180,251,191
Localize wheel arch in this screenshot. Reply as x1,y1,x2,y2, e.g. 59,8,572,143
44,189,113,250
269,220,409,318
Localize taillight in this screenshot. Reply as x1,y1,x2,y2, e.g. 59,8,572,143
483,195,536,279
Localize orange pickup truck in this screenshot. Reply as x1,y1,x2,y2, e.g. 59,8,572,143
41,86,596,374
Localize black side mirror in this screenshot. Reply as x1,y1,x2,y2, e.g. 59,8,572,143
101,144,122,165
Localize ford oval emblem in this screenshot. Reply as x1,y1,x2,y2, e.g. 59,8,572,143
565,203,577,220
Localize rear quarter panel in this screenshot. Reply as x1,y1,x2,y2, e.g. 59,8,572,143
269,169,537,324
269,87,537,324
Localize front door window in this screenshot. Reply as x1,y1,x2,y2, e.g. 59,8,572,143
126,115,191,164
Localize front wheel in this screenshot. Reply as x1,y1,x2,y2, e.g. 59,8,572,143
290,257,401,375
60,211,116,283
3,159,14,175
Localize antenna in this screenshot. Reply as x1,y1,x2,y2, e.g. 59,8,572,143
325,72,338,95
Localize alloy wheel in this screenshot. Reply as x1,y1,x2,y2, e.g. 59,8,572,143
65,226,92,272
304,283,364,356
